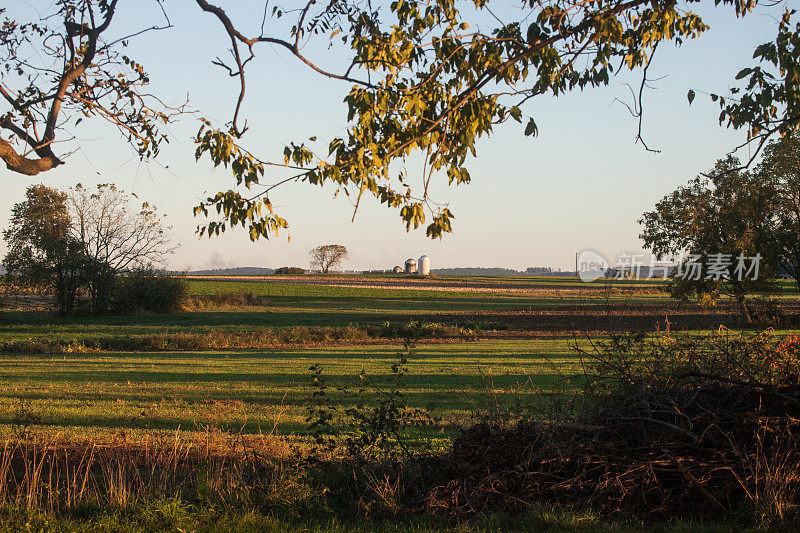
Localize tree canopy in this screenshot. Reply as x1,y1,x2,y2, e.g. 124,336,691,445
639,155,781,323
2,1,799,240
3,183,175,314
758,132,800,289
2,185,84,314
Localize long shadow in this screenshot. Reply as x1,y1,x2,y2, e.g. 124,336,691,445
0,369,568,389
5,296,792,336
0,296,636,332
0,414,312,434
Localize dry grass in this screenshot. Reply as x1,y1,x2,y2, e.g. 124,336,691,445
420,331,800,525
0,430,308,514
184,292,273,310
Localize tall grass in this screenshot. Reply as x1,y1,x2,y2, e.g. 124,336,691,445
0,433,309,514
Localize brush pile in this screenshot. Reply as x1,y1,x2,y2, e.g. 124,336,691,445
425,331,800,521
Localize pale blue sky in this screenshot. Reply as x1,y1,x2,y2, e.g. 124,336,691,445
0,1,783,271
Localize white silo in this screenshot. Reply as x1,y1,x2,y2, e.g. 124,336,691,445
418,255,431,276
404,258,417,274
392,266,402,274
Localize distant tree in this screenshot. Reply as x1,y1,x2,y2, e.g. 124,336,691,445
69,184,176,313
758,134,800,290
309,245,348,274
639,156,779,323
275,266,305,275
2,185,84,315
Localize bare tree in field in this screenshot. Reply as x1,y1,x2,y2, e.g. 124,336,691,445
70,183,176,312
309,245,348,274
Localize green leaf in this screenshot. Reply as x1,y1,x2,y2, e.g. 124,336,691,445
526,23,541,44
524,118,538,137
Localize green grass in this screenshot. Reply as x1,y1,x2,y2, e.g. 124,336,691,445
0,275,798,440
2,276,799,530
0,339,580,441
9,501,763,532
8,501,743,532
0,276,678,343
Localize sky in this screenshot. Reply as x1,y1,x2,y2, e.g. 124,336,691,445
0,1,786,272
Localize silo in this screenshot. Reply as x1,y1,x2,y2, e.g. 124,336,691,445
418,255,431,276
404,258,417,274
392,266,402,274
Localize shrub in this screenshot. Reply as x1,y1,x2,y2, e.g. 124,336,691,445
749,296,786,327
424,330,800,522
112,269,189,314
369,321,465,339
185,292,271,309
275,266,305,275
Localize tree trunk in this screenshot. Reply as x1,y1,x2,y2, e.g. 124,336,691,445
736,294,753,325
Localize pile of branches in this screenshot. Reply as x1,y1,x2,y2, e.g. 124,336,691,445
422,331,800,522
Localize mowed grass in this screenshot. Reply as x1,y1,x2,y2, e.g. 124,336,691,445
0,339,580,442
0,276,674,342
188,278,671,310
2,277,800,530
1,275,798,444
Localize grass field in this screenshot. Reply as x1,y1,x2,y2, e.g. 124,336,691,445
0,275,784,342
0,339,584,442
0,275,798,444
2,275,799,530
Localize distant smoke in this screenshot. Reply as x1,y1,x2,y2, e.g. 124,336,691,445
206,251,231,269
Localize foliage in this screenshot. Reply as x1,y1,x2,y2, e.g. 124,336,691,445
0,321,472,355
190,1,800,240
2,2,799,240
749,296,787,327
375,320,465,339
111,268,189,314
695,8,800,163
0,1,183,176
640,156,779,323
2,185,84,315
309,244,349,274
70,183,176,313
307,337,439,460
3,183,175,315
758,132,800,289
275,266,306,275
424,330,800,521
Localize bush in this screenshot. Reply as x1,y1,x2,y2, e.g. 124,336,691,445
369,321,466,339
185,292,271,309
112,269,189,314
275,266,305,275
750,296,786,327
423,330,800,522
